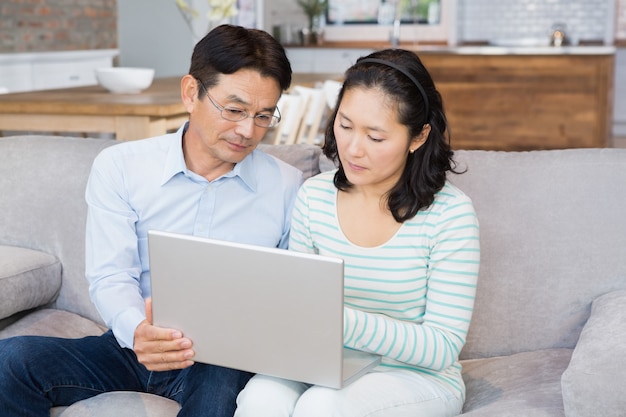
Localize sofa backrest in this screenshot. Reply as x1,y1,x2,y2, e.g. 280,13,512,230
450,149,626,359
0,136,321,325
4,135,624,359
0,135,116,324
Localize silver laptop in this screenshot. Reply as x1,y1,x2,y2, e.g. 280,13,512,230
148,230,381,389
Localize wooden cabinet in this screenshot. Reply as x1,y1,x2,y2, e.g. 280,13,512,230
420,52,615,150
287,45,615,150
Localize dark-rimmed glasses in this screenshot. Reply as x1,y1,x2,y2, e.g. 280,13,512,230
196,78,281,128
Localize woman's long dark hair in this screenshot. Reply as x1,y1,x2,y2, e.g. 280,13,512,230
323,49,460,223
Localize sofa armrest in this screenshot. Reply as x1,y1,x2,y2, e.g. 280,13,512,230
561,289,626,417
0,245,62,321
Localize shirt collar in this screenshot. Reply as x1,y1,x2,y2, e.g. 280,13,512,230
160,122,258,192
160,123,187,186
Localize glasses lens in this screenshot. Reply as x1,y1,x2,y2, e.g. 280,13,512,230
254,114,280,128
220,107,248,123
203,81,281,128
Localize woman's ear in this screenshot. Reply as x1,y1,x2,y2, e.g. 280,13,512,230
409,124,431,153
181,74,199,113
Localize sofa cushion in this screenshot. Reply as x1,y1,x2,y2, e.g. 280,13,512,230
461,348,572,416
0,308,106,340
450,149,626,359
319,153,337,173
0,245,62,320
0,135,118,325
258,143,321,180
561,290,626,417
56,391,179,417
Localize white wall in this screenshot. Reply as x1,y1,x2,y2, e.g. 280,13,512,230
117,0,198,78
117,0,263,78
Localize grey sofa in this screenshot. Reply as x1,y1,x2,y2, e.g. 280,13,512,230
1,135,625,417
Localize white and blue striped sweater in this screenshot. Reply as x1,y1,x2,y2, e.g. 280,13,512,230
289,170,480,401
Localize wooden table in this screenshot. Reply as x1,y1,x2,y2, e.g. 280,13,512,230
0,73,342,141
0,77,188,141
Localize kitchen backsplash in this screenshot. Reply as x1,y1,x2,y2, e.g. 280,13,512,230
457,0,612,45
0,0,117,53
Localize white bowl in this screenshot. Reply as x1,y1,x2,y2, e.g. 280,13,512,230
95,67,155,94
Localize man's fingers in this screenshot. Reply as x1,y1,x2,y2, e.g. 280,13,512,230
136,320,183,343
140,350,195,371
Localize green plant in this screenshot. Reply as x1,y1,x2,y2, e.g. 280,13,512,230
296,0,328,31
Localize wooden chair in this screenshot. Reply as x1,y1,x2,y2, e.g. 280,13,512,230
265,80,343,146
269,93,308,145
322,79,342,110
292,85,327,145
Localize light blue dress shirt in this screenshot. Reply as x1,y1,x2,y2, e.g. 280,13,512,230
85,124,303,348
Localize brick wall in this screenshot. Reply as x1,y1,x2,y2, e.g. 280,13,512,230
0,0,117,53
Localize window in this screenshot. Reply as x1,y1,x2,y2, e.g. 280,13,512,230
323,0,453,44
327,0,441,25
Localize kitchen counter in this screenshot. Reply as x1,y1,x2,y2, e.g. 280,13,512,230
287,44,615,150
286,41,616,56
415,45,616,55
418,52,615,150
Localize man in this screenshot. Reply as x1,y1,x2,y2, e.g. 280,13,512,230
0,24,302,417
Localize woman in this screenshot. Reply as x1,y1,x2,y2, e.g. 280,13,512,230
236,48,480,417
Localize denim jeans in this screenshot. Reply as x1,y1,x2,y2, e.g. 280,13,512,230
0,330,252,417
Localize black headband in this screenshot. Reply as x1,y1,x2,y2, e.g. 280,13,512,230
358,58,429,124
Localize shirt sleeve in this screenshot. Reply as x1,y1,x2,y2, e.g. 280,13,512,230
85,150,146,349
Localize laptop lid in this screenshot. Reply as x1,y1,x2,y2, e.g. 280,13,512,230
148,230,380,389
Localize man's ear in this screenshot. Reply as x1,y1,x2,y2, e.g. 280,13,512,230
180,74,199,113
409,124,431,153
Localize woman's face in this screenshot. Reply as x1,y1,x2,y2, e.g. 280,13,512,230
334,86,427,191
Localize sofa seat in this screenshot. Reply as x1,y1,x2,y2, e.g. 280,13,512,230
0,309,106,340
461,348,572,416
52,392,180,417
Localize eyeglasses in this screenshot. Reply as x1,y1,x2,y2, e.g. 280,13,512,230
196,78,281,128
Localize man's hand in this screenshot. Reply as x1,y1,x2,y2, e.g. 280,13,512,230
133,298,195,371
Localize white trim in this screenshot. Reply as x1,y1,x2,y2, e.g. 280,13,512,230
0,49,119,65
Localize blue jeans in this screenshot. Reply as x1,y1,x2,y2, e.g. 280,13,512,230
0,330,252,417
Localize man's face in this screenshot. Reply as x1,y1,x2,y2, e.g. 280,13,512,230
182,69,282,178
